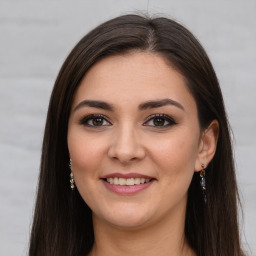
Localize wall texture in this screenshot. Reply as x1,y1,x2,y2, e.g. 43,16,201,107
0,0,255,255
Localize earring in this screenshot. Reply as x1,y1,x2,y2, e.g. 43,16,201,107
69,159,75,190
200,164,207,203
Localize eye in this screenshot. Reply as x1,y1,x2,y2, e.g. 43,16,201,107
144,114,176,128
79,114,111,127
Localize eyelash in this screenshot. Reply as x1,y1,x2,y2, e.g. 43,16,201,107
79,114,112,127
144,114,177,128
79,114,177,128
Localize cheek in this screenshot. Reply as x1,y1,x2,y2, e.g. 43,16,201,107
153,136,198,167
67,130,107,178
67,130,107,207
148,131,199,185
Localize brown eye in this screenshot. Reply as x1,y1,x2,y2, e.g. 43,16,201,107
80,115,111,127
92,118,104,126
153,118,166,126
144,114,176,128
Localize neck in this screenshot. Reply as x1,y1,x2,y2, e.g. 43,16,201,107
88,202,195,256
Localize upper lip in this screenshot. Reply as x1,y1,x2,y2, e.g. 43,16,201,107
101,173,155,179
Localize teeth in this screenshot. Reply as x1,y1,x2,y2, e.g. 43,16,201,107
126,178,134,185
106,177,152,185
134,178,140,185
119,178,126,185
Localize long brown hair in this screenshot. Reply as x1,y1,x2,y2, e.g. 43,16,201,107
29,14,244,256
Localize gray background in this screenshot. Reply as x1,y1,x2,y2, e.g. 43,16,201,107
0,0,255,255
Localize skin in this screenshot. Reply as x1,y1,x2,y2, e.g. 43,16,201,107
68,52,219,256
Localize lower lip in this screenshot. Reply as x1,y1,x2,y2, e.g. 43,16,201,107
102,179,155,195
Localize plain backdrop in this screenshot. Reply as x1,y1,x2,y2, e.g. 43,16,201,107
0,1,255,255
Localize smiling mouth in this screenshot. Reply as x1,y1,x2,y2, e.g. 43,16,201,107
103,177,153,186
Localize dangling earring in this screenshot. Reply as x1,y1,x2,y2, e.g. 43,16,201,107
69,159,75,190
200,164,207,203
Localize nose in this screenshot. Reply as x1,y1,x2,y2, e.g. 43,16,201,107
107,124,146,164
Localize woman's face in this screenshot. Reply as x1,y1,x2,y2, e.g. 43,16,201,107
68,52,203,229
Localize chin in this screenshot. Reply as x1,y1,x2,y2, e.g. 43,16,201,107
94,205,154,229
104,216,151,230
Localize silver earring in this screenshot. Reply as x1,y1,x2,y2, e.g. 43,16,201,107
200,164,207,203
69,159,75,190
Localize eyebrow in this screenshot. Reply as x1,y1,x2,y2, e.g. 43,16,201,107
139,98,185,111
73,98,184,112
74,100,114,112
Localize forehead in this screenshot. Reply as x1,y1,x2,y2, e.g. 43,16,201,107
73,52,196,112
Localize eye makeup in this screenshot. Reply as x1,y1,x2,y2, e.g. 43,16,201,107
143,114,177,128
79,114,112,127
78,113,177,130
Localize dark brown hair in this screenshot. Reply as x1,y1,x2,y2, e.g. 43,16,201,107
29,14,244,256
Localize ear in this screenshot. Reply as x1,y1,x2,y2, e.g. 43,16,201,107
194,120,219,172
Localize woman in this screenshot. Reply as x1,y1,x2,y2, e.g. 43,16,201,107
29,14,245,256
